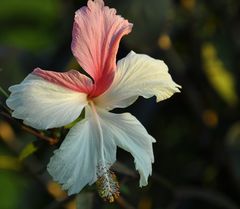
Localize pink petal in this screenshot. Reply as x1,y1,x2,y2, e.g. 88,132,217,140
7,73,88,130
71,0,133,97
33,68,93,94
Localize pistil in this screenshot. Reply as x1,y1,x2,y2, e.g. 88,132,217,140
89,101,120,202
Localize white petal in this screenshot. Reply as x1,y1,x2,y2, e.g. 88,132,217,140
6,74,87,129
47,119,98,195
47,104,154,194
95,51,181,110
47,105,117,195
97,109,155,187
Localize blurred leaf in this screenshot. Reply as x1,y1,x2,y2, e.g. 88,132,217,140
18,142,38,161
0,155,21,170
120,185,131,195
66,58,82,72
138,196,152,209
0,86,9,98
0,121,15,142
0,28,55,50
202,43,238,106
0,0,60,51
226,122,240,145
47,181,67,200
0,0,59,20
158,34,172,50
115,0,174,52
76,192,94,209
0,171,28,209
204,166,218,184
226,122,240,179
202,109,218,128
176,187,239,209
0,49,27,87
65,199,77,209
180,0,196,11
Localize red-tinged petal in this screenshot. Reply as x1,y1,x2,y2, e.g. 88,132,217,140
71,0,133,97
6,73,88,130
33,68,93,94
95,51,181,110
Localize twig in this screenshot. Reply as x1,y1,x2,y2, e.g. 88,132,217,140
0,111,58,145
21,126,59,145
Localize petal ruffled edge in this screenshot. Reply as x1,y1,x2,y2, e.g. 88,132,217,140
47,105,117,195
71,0,133,97
47,119,99,195
95,51,181,110
6,73,87,129
47,105,155,195
96,108,155,187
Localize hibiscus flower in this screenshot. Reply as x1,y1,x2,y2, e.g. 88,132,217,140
6,0,180,202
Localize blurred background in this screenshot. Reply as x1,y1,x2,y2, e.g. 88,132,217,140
1,0,240,209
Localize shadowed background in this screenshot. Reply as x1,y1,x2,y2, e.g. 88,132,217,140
1,0,240,209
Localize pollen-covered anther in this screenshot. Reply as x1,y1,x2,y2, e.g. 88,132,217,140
96,164,120,203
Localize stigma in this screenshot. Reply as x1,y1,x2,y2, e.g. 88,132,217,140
96,163,120,203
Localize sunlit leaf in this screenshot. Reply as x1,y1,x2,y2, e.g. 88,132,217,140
18,142,38,161
202,43,238,106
